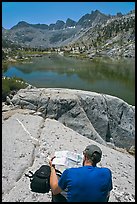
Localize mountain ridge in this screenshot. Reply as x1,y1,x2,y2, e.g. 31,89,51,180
2,9,135,58
3,10,108,30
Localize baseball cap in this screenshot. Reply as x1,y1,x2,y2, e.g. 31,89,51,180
84,144,102,157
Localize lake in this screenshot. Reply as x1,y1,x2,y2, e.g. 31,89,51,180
3,54,135,105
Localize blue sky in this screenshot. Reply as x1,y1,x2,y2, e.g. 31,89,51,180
2,2,135,29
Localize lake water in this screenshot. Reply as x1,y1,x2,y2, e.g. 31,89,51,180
3,54,135,105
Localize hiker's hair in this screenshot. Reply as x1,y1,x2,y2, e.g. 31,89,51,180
86,152,101,166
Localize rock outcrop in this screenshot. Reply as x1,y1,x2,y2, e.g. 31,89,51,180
10,88,135,150
2,112,135,202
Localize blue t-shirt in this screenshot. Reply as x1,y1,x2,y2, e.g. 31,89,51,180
58,166,113,202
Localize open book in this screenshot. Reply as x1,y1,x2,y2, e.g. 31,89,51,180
52,151,83,168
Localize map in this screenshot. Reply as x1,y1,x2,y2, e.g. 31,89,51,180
52,150,83,168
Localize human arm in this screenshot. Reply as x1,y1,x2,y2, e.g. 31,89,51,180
49,156,62,195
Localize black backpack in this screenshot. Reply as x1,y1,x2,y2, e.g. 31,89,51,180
25,165,67,202
25,165,51,193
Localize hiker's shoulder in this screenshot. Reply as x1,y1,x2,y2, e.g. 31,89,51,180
64,166,82,173
97,166,112,175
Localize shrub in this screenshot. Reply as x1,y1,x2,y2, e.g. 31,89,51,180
2,77,27,102
2,80,10,101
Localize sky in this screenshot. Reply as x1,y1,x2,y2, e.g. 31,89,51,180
2,2,135,29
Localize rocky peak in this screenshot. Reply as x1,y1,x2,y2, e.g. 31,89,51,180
48,23,55,30
77,10,109,28
90,9,109,22
11,21,30,30
93,9,100,14
49,20,65,30
55,20,65,30
65,18,76,28
77,13,91,26
11,21,49,30
116,12,123,17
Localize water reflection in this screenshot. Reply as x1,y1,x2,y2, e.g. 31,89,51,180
3,55,135,105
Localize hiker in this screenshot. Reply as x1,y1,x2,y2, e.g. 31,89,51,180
49,144,113,202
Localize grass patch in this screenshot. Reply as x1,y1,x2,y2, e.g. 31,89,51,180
2,77,28,102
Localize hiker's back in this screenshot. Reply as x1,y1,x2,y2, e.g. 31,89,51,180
58,165,112,202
